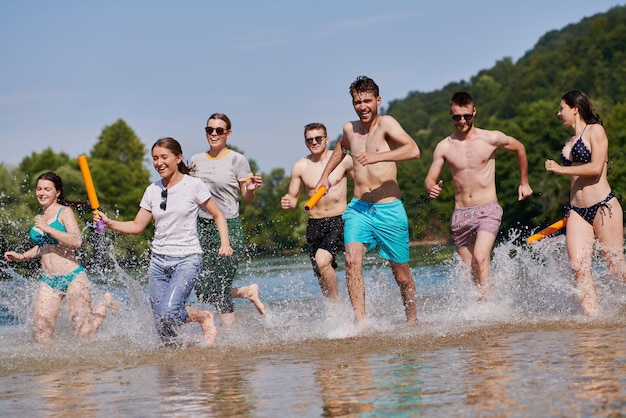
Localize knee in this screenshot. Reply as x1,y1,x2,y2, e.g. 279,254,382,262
473,253,491,271
568,255,590,278
315,253,332,270
345,252,361,270
33,317,55,343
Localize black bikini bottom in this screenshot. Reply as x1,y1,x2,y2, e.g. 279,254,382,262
567,190,615,225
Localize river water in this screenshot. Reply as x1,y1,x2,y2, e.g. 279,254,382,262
2,234,626,417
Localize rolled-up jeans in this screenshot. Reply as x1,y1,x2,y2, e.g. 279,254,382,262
148,253,202,341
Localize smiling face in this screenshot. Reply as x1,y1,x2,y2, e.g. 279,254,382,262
205,117,231,153
304,127,328,156
36,179,60,209
351,91,381,124
450,103,476,134
152,145,182,179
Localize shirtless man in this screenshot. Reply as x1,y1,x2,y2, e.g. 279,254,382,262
315,76,420,326
281,122,353,302
425,91,533,300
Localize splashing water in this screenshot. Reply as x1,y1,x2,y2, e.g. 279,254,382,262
0,228,625,366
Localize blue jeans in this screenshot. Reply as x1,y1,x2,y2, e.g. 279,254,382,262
148,253,202,341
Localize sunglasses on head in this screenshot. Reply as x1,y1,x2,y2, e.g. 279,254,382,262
160,189,168,211
451,114,474,122
305,136,325,145
205,127,228,135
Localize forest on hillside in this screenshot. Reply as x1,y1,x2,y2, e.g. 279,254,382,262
1,5,625,269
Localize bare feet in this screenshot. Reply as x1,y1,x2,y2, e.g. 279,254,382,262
104,292,120,314
244,284,266,316
199,311,218,344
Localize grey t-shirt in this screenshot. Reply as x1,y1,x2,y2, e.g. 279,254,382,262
190,149,252,219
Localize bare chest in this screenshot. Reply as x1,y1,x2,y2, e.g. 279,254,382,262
446,140,495,170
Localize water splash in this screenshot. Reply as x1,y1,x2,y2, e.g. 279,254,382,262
1,227,625,366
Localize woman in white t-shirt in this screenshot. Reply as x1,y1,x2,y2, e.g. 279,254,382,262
96,137,232,345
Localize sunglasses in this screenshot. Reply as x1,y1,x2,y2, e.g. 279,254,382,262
451,114,474,122
160,189,168,211
205,127,228,135
305,136,325,145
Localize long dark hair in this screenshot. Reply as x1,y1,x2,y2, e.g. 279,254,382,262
37,172,89,210
561,90,603,125
152,137,190,174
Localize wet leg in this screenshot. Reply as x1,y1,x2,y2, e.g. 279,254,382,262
390,261,418,325
232,284,266,316
345,242,366,323
32,283,63,343
567,214,598,316
315,248,339,302
186,306,217,344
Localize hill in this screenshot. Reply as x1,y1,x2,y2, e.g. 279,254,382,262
386,5,626,243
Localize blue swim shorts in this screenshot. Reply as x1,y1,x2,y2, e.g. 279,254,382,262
342,198,410,264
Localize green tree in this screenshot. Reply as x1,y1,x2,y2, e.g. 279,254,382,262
84,119,152,267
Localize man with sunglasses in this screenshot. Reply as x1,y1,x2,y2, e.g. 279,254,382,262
425,91,533,301
280,123,353,304
315,76,421,329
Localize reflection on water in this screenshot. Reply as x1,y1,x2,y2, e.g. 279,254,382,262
2,237,626,415
2,326,626,416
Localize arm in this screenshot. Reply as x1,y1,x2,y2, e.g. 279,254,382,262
96,208,153,235
35,206,83,249
353,116,420,166
545,125,609,177
501,134,533,201
4,246,40,262
280,162,303,210
240,172,263,204
331,154,354,183
201,198,233,256
315,137,349,192
424,142,446,199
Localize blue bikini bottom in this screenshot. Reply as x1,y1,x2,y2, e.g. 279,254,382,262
40,265,85,293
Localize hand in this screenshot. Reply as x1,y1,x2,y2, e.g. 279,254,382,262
94,210,110,225
4,251,23,262
280,194,292,210
518,184,533,201
429,180,443,199
353,152,377,166
33,215,49,234
545,159,560,173
218,245,234,257
245,173,263,192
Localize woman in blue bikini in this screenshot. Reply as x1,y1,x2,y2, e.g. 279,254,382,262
545,90,626,315
4,172,117,343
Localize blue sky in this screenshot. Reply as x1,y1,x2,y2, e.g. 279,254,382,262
1,0,623,175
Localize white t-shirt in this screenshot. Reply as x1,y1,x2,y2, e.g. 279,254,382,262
140,175,212,257
190,149,252,220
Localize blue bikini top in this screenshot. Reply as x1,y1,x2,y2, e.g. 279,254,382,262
30,208,66,246
561,126,591,166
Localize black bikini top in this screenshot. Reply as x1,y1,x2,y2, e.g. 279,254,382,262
561,126,591,166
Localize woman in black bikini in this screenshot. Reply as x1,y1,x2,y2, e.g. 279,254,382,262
545,90,626,316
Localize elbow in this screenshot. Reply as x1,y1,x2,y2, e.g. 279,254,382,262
409,144,420,160
68,239,82,249
592,165,606,176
